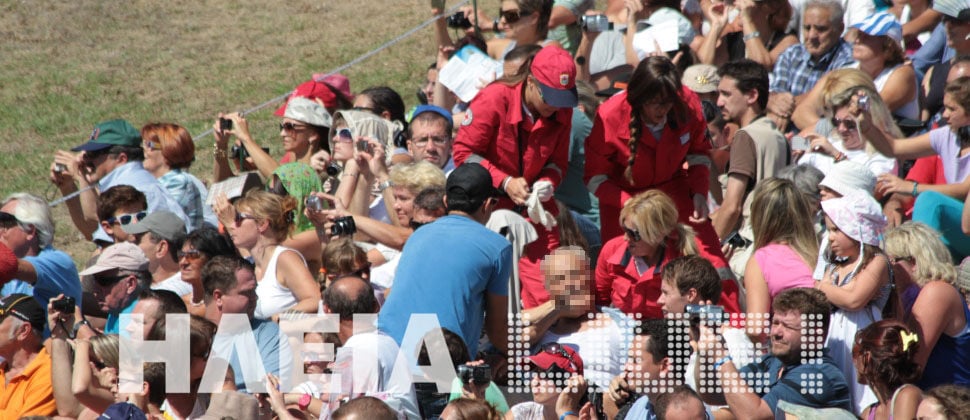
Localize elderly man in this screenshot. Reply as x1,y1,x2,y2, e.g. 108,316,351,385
52,119,188,244
123,211,191,298
0,193,82,309
76,242,150,336
697,288,851,419
407,105,455,174
768,0,855,125
0,294,55,417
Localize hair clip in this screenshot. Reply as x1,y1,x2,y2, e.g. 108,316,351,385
901,330,919,352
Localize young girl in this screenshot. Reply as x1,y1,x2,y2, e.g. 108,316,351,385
817,190,896,414
853,320,922,420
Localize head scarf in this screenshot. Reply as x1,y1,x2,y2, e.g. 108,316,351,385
271,162,323,233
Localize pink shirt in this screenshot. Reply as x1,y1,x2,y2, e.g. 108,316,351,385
754,243,814,306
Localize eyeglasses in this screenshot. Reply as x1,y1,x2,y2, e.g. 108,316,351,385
93,274,131,288
178,249,203,261
106,212,146,226
411,135,450,147
622,226,642,242
234,212,258,225
336,128,354,143
143,140,160,151
499,8,531,24
831,117,858,131
280,122,309,132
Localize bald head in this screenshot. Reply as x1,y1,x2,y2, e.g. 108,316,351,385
323,276,378,320
949,60,970,83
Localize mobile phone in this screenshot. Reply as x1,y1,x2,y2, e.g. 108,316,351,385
356,140,373,154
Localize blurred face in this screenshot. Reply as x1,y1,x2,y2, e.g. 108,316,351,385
220,268,258,317
944,16,970,52
802,7,840,58
717,76,751,123
82,150,123,183
302,333,332,375
659,279,693,315
769,310,805,361
408,118,452,168
279,117,315,155
125,298,161,339
500,0,537,41
142,139,166,174
0,201,32,258
916,396,945,420
331,123,355,162
131,232,161,270
851,32,885,63
179,242,210,285
525,78,558,118
832,106,863,149
825,216,858,259
548,255,593,313
623,335,666,393
943,93,969,129
91,273,135,313
391,186,417,226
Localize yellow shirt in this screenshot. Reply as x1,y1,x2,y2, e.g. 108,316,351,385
0,347,55,419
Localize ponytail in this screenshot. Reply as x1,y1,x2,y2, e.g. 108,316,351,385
674,224,698,256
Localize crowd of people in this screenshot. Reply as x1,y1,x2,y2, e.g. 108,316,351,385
1,0,970,418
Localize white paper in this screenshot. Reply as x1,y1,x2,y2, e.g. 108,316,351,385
632,20,680,57
438,45,503,103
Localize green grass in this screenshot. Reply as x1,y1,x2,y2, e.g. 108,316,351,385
0,0,502,262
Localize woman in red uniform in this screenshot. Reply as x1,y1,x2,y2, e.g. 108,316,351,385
452,45,576,309
585,56,727,273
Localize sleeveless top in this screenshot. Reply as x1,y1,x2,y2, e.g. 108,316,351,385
919,289,970,388
253,246,304,320
872,65,920,121
864,383,917,420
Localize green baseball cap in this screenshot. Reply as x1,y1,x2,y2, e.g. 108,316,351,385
71,119,142,152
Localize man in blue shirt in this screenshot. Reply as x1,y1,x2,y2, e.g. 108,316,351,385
379,162,511,360
0,193,82,309
697,288,851,419
76,242,149,336
52,119,188,245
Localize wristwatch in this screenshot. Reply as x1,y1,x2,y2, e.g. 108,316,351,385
298,393,312,411
377,180,393,193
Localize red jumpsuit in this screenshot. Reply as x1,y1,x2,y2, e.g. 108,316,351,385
453,81,572,309
584,87,728,275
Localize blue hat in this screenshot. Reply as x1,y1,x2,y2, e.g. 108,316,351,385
852,12,902,43
407,104,452,123
97,402,148,420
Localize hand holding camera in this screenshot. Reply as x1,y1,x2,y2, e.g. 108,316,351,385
47,294,77,339
458,361,492,400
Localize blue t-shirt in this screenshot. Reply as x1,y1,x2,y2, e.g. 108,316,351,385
228,318,292,392
738,351,851,413
378,215,511,358
105,297,139,336
1,246,82,307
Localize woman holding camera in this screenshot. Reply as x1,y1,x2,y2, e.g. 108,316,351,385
213,97,332,183
230,189,320,321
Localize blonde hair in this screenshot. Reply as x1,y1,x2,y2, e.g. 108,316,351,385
90,334,120,369
235,189,298,242
827,85,904,155
389,161,446,194
884,222,956,286
749,178,819,267
619,190,697,255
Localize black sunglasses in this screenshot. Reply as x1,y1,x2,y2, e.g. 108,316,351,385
831,116,858,130
93,273,130,288
279,122,309,131
622,226,642,242
499,8,532,24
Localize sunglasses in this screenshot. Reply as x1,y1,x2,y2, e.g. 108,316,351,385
499,8,531,24
91,358,108,370
93,273,131,288
622,226,642,242
106,212,146,226
234,212,258,225
279,122,309,132
411,135,450,147
143,140,160,151
178,249,203,261
831,117,858,131
336,128,354,143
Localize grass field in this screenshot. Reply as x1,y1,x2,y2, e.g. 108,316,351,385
0,0,505,262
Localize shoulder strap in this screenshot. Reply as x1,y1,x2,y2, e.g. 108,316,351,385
890,383,917,415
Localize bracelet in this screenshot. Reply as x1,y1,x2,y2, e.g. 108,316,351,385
559,411,578,420
378,180,393,193
341,172,359,178
742,31,760,42
713,355,733,370
912,181,919,197
500,176,512,192
213,147,228,160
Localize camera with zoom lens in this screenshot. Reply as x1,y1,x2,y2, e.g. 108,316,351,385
686,304,727,326
580,15,612,32
458,364,491,385
52,296,76,313
447,12,473,29
325,162,341,177
331,216,357,237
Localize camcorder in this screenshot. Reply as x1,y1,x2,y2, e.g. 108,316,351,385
458,364,491,385
686,304,727,327
580,15,612,32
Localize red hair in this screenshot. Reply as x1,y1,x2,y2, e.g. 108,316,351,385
141,123,195,169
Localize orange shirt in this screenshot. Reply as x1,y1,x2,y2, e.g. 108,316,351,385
0,347,55,419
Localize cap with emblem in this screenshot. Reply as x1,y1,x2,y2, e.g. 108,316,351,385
530,45,578,108
682,64,720,94
71,120,142,152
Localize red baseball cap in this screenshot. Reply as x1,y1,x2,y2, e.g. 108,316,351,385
530,45,578,108
313,73,354,102
528,342,583,375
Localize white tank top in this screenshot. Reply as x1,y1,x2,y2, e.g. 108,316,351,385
254,246,304,320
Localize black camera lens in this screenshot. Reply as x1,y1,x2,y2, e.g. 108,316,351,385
325,162,341,177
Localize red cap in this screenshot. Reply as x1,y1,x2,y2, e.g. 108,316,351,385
313,73,354,102
530,45,578,108
528,343,583,375
275,78,342,116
